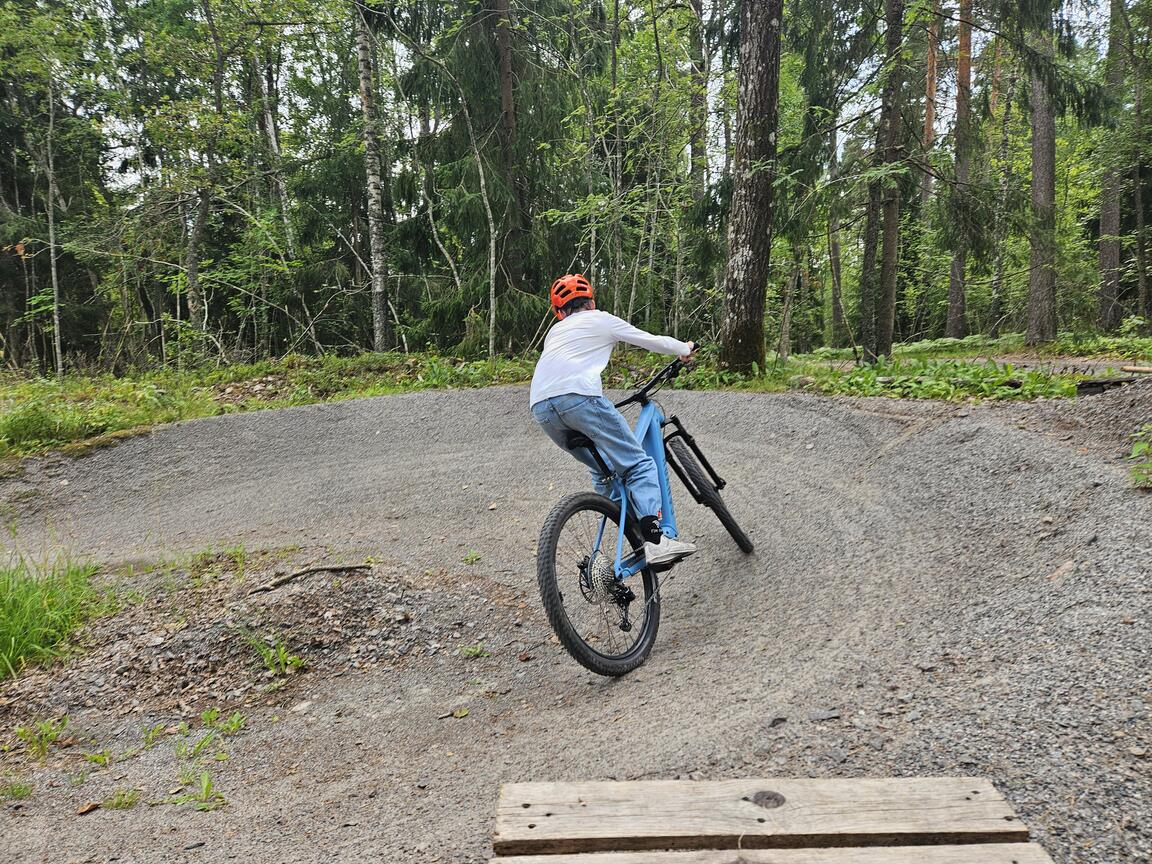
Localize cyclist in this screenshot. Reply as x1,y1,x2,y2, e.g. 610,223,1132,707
530,273,698,566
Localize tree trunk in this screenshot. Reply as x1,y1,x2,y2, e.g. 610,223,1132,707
184,0,226,337
1098,0,1126,331
355,3,392,352
858,184,882,359
1026,32,1058,345
920,3,939,206
46,76,62,376
828,127,846,346
1136,164,1150,321
778,265,796,362
797,253,812,355
864,0,905,361
877,169,902,357
688,0,708,199
946,0,972,338
610,0,622,314
720,0,784,375
988,39,1003,116
989,70,1018,336
253,54,296,260
184,190,210,331
491,0,526,291
1136,74,1150,322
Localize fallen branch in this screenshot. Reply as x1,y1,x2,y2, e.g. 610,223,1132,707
1076,377,1137,395
1120,365,1152,374
247,564,371,595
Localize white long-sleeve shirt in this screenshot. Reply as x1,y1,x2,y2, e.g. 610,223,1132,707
530,310,692,406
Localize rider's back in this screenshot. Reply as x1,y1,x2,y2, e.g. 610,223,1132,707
530,310,688,406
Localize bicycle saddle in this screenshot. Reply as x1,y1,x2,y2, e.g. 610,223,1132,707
564,431,595,451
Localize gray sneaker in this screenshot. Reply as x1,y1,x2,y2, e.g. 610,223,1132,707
643,534,697,566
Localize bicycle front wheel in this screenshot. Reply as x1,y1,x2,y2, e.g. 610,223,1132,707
668,437,754,554
536,492,660,677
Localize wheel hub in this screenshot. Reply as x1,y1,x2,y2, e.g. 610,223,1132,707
577,553,633,608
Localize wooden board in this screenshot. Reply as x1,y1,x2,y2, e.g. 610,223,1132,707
492,844,1055,864
493,779,1029,856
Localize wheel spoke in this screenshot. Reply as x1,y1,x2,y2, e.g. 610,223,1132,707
542,496,654,666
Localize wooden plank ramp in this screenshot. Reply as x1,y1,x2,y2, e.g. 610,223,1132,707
491,779,1053,863
492,848,1053,864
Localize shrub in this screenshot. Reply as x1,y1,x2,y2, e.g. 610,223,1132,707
808,359,1076,401
0,560,105,679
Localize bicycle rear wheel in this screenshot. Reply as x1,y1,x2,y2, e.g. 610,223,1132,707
667,437,754,553
537,491,660,676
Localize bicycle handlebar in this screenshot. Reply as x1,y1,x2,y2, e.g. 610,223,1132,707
613,340,700,409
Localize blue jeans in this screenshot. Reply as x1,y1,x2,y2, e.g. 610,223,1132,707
532,394,663,519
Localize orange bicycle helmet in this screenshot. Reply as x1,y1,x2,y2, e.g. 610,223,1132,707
549,274,595,317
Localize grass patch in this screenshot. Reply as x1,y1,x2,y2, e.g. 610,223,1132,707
238,628,305,677
4,334,1139,463
0,353,534,458
1,777,32,800
103,788,140,810
83,748,113,767
13,716,68,761
1039,329,1152,362
0,377,209,458
174,732,217,760
173,770,226,811
804,359,1077,401
201,708,245,737
1,560,107,679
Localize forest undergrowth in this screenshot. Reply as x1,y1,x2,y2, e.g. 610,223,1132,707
1,332,1150,459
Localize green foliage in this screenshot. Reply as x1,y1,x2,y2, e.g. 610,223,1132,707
1130,425,1152,489
174,731,217,760
103,788,140,810
238,629,305,676
142,723,167,748
458,644,490,658
0,0,1149,377
82,748,112,767
13,716,68,761
0,560,105,678
173,770,225,811
201,708,244,737
0,374,213,456
0,353,534,457
809,359,1077,401
1,777,32,800
1040,333,1152,362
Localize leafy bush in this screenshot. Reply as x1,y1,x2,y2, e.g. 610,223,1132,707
1043,332,1152,361
808,359,1077,401
1131,425,1152,489
0,560,106,678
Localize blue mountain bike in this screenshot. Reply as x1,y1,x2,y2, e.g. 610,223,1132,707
536,355,754,676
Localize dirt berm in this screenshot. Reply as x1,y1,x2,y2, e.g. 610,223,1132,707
0,385,1148,863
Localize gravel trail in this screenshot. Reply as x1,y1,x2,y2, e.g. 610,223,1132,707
0,386,1148,864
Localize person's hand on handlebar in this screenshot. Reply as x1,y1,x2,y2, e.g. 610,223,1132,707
679,341,698,364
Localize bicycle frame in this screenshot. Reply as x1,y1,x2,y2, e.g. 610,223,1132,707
599,399,680,581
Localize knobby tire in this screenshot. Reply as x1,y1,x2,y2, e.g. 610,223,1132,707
536,491,660,676
667,437,754,553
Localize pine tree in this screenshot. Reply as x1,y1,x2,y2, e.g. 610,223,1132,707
720,0,785,374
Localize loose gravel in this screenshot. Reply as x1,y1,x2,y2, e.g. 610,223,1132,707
0,384,1149,864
